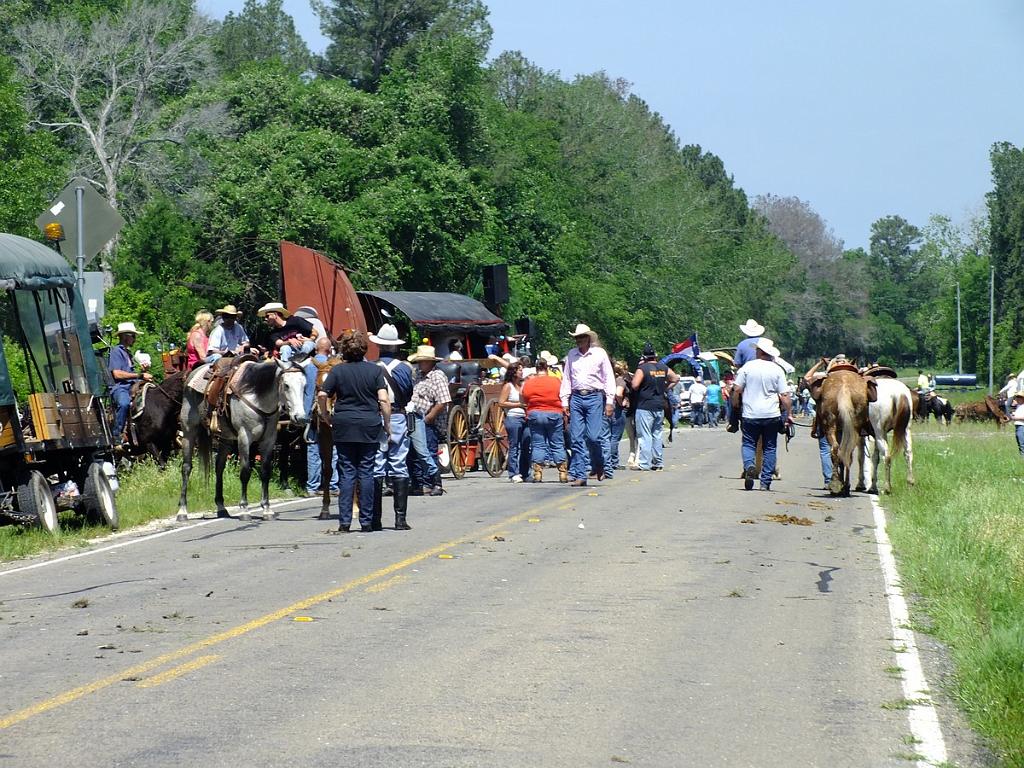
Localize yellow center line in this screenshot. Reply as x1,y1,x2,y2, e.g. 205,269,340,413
137,655,221,689
0,489,590,730
364,574,407,594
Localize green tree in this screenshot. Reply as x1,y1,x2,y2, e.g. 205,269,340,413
988,142,1024,375
215,0,312,74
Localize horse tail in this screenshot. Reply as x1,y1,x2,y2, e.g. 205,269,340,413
891,392,910,459
837,388,859,469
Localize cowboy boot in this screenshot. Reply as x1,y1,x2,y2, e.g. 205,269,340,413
427,471,444,496
532,462,544,483
557,461,568,483
371,479,384,531
393,478,411,530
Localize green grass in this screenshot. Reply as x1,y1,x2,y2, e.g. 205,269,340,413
0,456,293,562
881,420,1024,766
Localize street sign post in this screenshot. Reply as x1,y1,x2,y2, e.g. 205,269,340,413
36,179,124,294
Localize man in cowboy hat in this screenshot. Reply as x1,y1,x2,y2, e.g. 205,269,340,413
370,324,414,528
293,305,328,341
257,302,318,361
207,304,249,357
107,322,152,445
560,323,615,486
731,337,792,491
733,318,765,370
407,344,450,496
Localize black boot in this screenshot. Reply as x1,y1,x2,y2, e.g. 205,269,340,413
371,479,384,531
393,478,411,530
427,471,444,496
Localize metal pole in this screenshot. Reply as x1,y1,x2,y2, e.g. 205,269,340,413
956,281,963,375
989,265,995,394
75,185,85,295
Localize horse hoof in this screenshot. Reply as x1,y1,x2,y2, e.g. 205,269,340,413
176,513,188,523
263,510,276,520
854,484,867,493
238,512,251,521
828,478,844,495
318,510,330,520
216,509,231,519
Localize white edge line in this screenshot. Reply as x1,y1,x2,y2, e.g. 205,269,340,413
0,497,314,578
870,494,948,767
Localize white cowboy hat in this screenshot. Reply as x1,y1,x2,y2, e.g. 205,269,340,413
569,323,597,340
539,350,559,366
369,323,406,346
739,319,765,337
256,302,290,318
501,353,517,363
755,337,780,358
407,344,441,363
293,305,319,320
214,304,242,317
116,322,139,336
1014,390,1024,401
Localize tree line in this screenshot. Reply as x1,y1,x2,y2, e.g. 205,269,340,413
0,0,1021,376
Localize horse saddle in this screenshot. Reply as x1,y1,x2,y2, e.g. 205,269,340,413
861,365,897,379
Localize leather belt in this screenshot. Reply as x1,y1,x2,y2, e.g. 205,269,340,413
574,388,601,395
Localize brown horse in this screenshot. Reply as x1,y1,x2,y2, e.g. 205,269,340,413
126,372,185,468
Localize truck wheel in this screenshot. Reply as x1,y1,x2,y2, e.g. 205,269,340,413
83,463,119,530
16,471,59,533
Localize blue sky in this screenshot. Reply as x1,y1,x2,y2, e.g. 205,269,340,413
199,0,1024,249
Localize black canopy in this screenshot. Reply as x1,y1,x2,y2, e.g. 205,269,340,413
0,233,75,290
358,291,507,335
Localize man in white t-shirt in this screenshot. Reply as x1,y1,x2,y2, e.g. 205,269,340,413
730,338,792,491
688,378,707,427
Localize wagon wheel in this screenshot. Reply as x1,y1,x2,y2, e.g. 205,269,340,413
481,402,509,478
83,462,119,530
16,471,59,533
447,404,471,479
466,385,485,431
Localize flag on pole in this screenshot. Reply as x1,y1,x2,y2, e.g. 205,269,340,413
672,334,700,358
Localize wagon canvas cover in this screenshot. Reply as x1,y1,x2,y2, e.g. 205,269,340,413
358,291,507,335
0,233,76,290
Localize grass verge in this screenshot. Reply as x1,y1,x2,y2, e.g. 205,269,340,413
881,421,1024,766
0,456,293,563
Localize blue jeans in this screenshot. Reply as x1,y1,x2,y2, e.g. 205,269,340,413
306,439,339,493
568,392,607,480
1016,425,1024,458
505,413,527,478
281,340,315,362
706,402,720,427
111,384,131,441
409,415,439,487
667,391,680,428
691,401,704,427
336,442,376,528
375,413,411,479
635,408,664,470
723,397,733,425
741,417,782,488
605,408,626,476
819,434,833,484
528,411,566,465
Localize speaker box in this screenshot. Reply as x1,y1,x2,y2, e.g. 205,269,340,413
482,264,509,306
515,318,536,338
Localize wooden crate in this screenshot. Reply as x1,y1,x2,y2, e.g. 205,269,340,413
56,394,106,444
0,405,17,449
28,393,62,441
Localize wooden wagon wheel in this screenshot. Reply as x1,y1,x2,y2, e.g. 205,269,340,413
481,402,508,478
466,385,485,431
447,404,471,479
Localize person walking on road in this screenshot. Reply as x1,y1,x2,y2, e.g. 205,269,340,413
734,318,765,369
560,324,616,486
407,344,450,496
705,379,722,428
731,338,792,491
605,360,630,472
631,342,677,471
317,330,389,532
498,362,529,483
303,336,339,499
800,357,833,489
522,356,567,482
371,324,414,530
688,377,707,427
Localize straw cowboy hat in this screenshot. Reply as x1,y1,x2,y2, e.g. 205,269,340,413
407,344,441,363
256,302,290,318
214,304,242,317
755,337,780,358
569,323,598,341
539,350,559,366
369,323,406,346
1013,390,1024,402
739,319,765,337
116,322,139,336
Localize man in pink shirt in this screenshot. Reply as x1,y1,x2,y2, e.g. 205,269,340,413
561,324,616,485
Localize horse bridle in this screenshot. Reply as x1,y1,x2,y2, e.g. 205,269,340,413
231,364,305,420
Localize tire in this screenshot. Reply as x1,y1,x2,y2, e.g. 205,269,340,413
83,462,119,529
16,470,59,533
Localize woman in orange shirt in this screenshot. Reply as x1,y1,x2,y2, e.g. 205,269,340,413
521,357,567,483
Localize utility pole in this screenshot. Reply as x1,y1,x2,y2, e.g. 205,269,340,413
989,265,995,394
956,281,963,375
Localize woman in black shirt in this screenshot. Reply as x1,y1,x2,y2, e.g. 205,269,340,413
318,330,390,532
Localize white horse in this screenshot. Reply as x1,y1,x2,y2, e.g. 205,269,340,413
177,359,307,521
861,378,915,495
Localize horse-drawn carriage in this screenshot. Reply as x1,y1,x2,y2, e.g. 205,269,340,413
0,233,119,532
358,291,511,479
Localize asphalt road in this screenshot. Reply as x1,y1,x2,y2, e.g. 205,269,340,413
0,428,948,766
